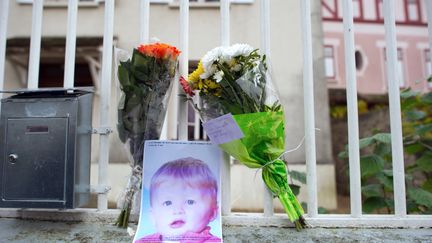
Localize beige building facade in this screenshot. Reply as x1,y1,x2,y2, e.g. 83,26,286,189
3,0,336,210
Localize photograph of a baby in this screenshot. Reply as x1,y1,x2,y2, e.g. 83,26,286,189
134,141,223,243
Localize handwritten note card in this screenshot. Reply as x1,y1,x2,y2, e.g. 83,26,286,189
202,113,244,145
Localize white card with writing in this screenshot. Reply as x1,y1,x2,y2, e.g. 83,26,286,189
202,113,244,145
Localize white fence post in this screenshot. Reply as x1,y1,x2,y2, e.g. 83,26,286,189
220,0,231,216
140,0,150,44
300,0,318,218
260,0,274,217
28,0,44,89
342,0,362,218
97,0,115,211
63,0,78,89
178,0,189,140
383,0,406,217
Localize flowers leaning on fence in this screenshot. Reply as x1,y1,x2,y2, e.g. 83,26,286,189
116,43,180,227
180,44,306,230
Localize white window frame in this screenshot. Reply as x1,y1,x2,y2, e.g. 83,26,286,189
16,0,104,7
352,0,361,19
324,45,336,80
406,0,420,22
169,0,254,4
384,48,406,88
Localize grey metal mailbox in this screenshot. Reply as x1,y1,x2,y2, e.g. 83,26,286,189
0,89,93,209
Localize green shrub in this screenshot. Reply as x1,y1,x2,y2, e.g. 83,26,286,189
339,88,432,214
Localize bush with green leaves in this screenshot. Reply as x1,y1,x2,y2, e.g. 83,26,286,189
339,88,432,214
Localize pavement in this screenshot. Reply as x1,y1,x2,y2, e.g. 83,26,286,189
0,218,432,243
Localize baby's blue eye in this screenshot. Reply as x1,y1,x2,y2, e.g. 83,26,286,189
162,201,172,206
186,200,195,205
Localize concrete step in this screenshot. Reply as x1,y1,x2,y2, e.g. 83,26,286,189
0,218,431,243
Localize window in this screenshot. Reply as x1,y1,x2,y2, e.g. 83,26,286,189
353,0,363,20
38,63,93,88
405,0,421,23
6,37,102,89
384,48,406,88
324,46,336,79
321,0,339,20
355,50,363,71
376,0,383,21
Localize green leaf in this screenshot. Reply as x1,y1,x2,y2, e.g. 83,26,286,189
118,63,132,87
289,184,301,196
405,173,414,182
401,97,418,111
363,197,387,213
362,184,383,197
407,198,420,213
384,198,394,211
360,155,385,178
421,92,432,104
372,133,392,144
405,143,425,154
359,137,375,149
400,89,419,99
407,188,432,208
376,172,393,191
416,153,432,172
382,169,393,177
338,150,348,159
415,124,432,135
288,170,307,184
318,207,329,214
374,142,391,157
405,110,426,121
422,178,432,193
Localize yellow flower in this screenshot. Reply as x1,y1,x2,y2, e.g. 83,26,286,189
188,61,204,83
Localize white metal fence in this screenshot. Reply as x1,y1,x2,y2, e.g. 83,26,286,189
0,0,431,228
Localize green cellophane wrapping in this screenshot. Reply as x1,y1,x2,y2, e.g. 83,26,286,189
219,111,305,228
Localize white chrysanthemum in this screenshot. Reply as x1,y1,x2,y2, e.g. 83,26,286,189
200,46,224,79
225,43,254,58
214,70,224,83
231,64,242,72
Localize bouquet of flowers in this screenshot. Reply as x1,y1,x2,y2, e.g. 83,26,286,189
180,44,306,229
116,43,180,227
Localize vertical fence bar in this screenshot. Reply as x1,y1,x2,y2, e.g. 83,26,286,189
383,0,406,217
140,0,150,44
220,0,231,216
0,0,9,96
28,0,44,89
63,0,78,89
260,0,274,217
427,0,432,75
193,115,200,140
220,0,230,47
178,0,189,140
300,0,318,218
97,0,115,211
342,0,362,217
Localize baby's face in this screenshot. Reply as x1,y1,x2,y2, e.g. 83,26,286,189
150,177,217,237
